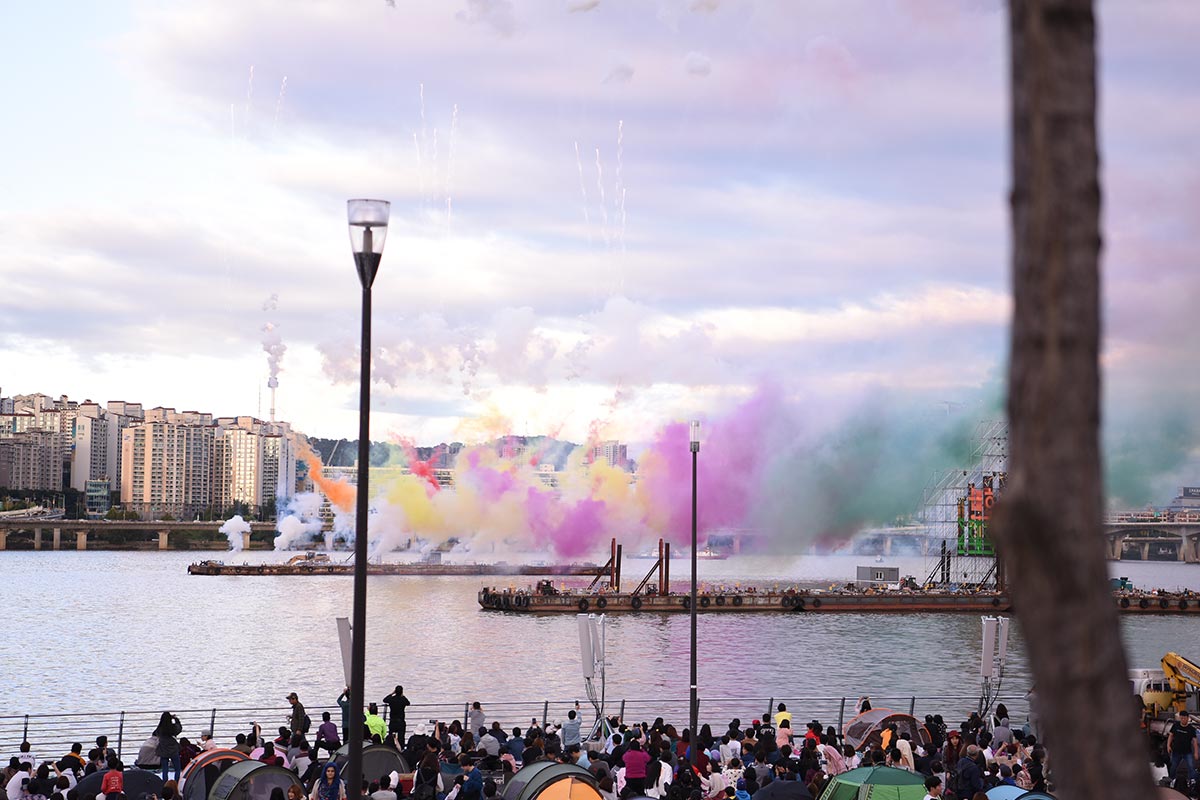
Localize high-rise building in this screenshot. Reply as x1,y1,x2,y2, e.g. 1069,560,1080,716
591,440,629,469
70,403,112,492
0,430,64,491
120,409,216,519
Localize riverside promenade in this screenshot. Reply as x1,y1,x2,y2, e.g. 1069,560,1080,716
1,694,1030,759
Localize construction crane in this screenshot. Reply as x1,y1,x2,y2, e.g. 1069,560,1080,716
1161,652,1200,713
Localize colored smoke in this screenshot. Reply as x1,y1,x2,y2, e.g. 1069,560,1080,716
219,514,252,552
298,440,356,512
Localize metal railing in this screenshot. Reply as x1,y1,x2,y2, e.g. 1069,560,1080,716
0,693,1027,760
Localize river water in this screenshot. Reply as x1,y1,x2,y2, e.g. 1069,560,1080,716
2,550,1198,732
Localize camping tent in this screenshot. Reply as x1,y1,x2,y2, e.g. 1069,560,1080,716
841,711,931,751
179,748,249,800
208,760,301,800
75,769,164,800
502,762,601,800
984,787,1026,800
333,744,410,784
817,766,925,800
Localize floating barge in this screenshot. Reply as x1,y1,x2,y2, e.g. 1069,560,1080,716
476,539,1200,615
187,551,606,578
478,586,1013,614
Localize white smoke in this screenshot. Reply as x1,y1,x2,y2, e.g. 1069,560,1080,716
273,492,325,550
219,515,252,552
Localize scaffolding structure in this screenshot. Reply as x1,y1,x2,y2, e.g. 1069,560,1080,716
921,420,1009,588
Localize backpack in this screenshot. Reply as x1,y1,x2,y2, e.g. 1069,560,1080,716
302,715,312,733
412,775,437,800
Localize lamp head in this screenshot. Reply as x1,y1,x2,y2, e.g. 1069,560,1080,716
689,420,701,452
347,199,390,288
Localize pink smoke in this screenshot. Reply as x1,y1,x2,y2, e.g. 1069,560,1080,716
635,388,775,545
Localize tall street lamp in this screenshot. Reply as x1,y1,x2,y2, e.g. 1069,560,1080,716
689,419,700,769
346,198,390,800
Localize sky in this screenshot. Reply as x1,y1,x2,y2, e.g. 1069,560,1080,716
0,1,1197,490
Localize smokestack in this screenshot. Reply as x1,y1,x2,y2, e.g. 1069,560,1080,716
268,376,278,422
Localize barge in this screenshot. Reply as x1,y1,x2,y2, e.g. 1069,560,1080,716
475,539,1200,615
187,551,606,577
478,586,1013,613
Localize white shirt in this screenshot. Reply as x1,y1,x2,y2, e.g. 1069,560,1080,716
371,790,397,800
6,771,29,800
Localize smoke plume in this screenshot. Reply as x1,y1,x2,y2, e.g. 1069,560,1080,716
219,514,252,552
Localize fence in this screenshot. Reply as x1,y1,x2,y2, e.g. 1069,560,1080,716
0,693,1028,760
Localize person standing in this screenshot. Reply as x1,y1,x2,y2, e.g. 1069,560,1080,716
561,711,582,749
337,688,351,743
1168,710,1199,785
922,775,942,800
468,703,486,735
154,711,183,782
383,686,411,744
287,693,307,736
621,740,651,799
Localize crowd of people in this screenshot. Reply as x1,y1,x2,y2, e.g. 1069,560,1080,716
5,691,1192,800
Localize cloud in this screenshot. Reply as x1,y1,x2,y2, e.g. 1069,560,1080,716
457,0,517,37
603,60,635,84
684,51,712,77
566,0,601,11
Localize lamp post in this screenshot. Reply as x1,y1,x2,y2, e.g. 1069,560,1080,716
346,198,390,800
688,419,700,769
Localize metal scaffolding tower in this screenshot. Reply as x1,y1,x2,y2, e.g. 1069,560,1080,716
922,420,1008,588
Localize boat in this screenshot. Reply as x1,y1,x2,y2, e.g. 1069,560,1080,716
475,538,1200,615
186,559,606,577
629,551,727,560
479,585,1012,614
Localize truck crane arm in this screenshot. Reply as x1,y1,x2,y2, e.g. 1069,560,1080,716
1161,652,1200,712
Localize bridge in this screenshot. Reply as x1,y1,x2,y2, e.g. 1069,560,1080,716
1103,512,1200,562
0,518,281,550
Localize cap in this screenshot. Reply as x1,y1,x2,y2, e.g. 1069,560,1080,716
202,731,212,737
286,692,298,700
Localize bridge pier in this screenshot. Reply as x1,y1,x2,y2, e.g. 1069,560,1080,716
0,531,6,550
158,531,169,550
242,531,252,550
76,532,87,550
33,528,42,550
52,528,61,550
1107,535,1124,560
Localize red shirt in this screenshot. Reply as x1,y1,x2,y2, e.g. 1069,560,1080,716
623,749,652,779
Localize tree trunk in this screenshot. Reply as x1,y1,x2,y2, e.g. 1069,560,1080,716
991,2,1153,799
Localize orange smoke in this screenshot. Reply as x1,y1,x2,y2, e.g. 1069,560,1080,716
298,441,356,512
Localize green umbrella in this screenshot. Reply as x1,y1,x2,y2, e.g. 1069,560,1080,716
817,767,925,800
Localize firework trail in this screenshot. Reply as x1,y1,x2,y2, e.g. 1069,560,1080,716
414,132,425,207
432,127,439,208
615,120,626,251
245,65,255,130
574,142,592,242
272,76,288,136
446,103,458,225
595,147,610,246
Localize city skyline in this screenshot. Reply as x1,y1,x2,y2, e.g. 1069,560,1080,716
1,1,1197,463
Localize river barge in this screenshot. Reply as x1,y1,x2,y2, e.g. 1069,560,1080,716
475,539,1200,615
187,551,606,577
479,586,1013,613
